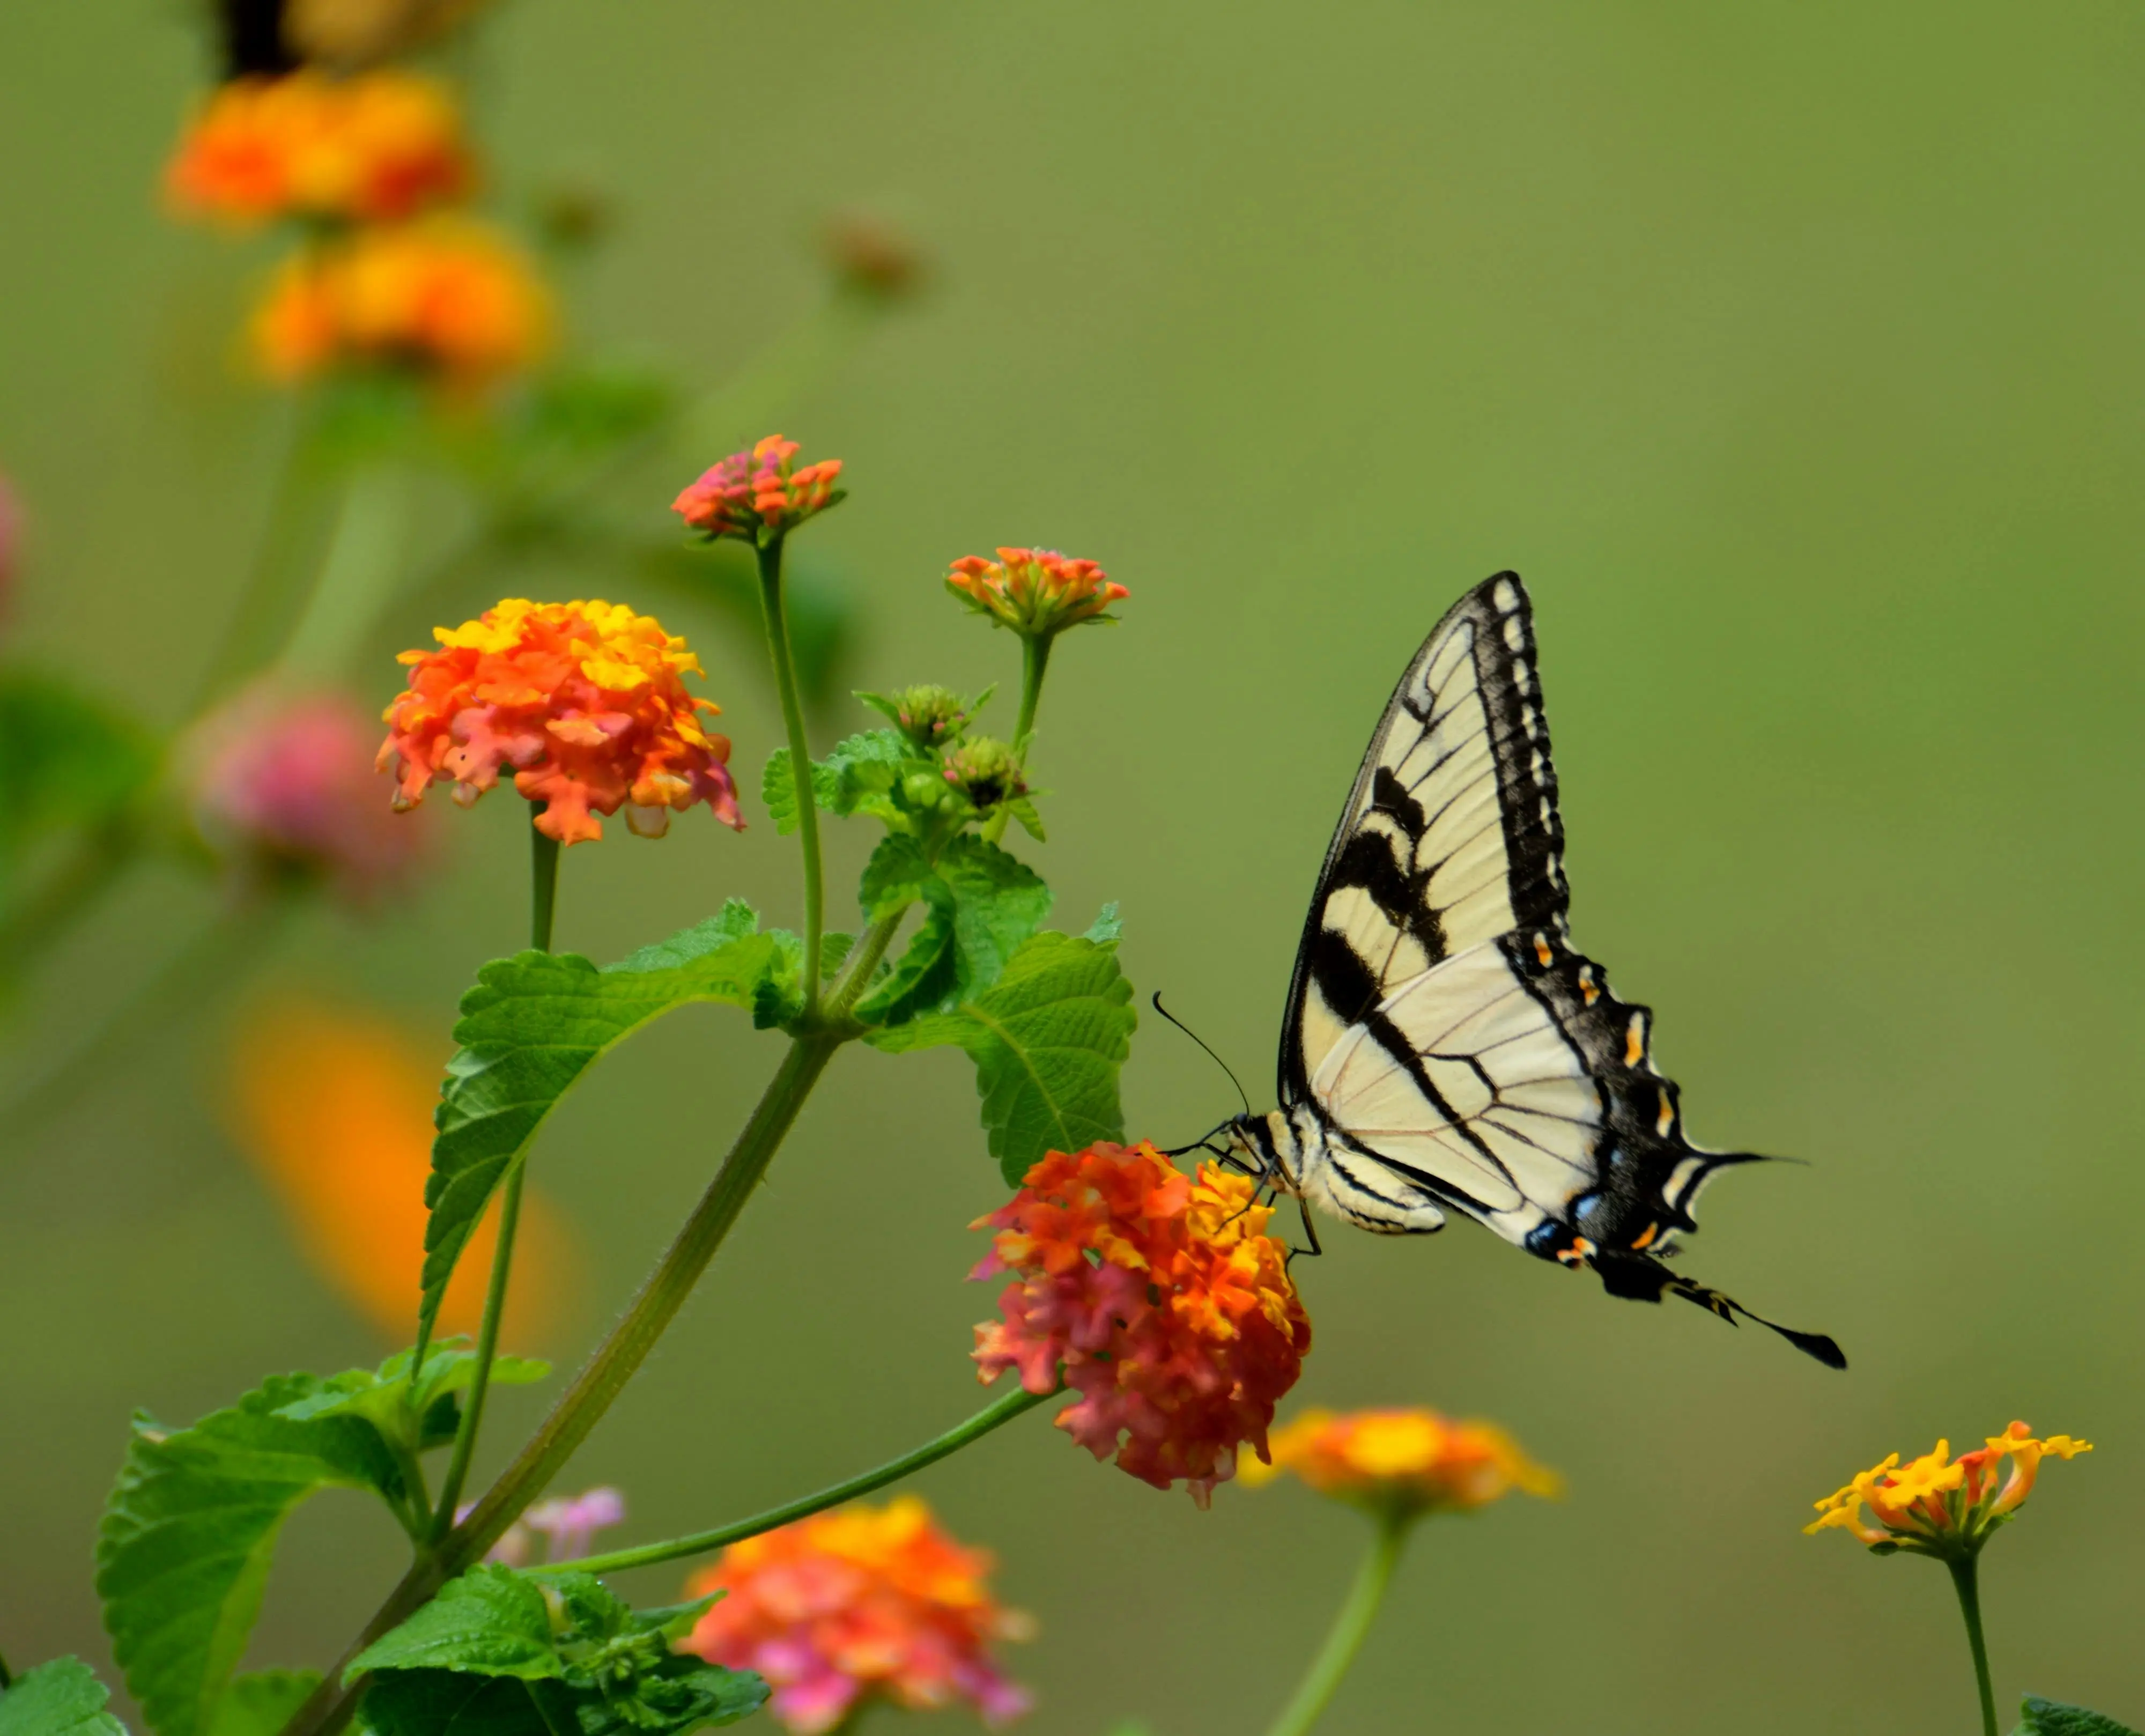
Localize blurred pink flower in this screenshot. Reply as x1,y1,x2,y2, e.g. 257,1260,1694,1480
0,470,19,622
188,682,425,900
525,1486,625,1562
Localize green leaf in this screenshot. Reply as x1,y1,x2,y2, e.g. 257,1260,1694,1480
349,1568,557,1682
0,667,158,878
98,1375,410,1736
419,903,786,1351
1083,902,1123,945
1006,794,1047,840
211,1672,321,1736
857,834,933,922
852,838,1052,1029
854,893,959,1028
271,1341,550,1453
762,731,912,833
2014,1700,2144,1736
867,930,1137,1182
356,1570,764,1736
0,1659,125,1736
937,837,1051,994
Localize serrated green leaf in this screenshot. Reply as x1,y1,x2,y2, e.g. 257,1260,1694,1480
271,1342,549,1453
1007,795,1047,840
359,1673,546,1736
419,904,785,1353
349,1568,557,1682
854,895,959,1027
0,1659,125,1736
763,732,918,834
866,931,1136,1181
98,1374,410,1736
937,837,1051,995
211,1672,321,1736
857,835,933,922
2015,1699,2144,1736
1082,902,1123,944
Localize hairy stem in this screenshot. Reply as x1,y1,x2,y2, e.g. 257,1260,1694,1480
1262,1511,1411,1736
1948,1554,2000,1736
756,535,824,1015
282,1032,841,1736
823,909,905,1022
536,1384,1054,1578
430,814,556,1539
981,632,1052,845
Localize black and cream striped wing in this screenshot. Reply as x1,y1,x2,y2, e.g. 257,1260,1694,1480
1280,572,1565,1103
1306,927,1738,1255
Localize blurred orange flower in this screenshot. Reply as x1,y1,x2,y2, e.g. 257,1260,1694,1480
944,548,1125,640
1242,1407,1561,1518
971,1141,1311,1505
252,217,550,386
1806,1422,2092,1558
682,1497,1031,1734
379,597,741,845
227,1001,575,1341
167,70,473,226
670,435,845,544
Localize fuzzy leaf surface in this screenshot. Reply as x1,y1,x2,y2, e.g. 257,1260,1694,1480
0,1660,125,1736
867,930,1136,1181
97,1375,406,1736
210,1673,321,1736
762,731,911,834
349,1568,556,1681
419,902,783,1350
852,838,1052,1029
2014,1701,2144,1736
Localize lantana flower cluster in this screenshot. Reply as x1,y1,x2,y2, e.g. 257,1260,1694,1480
945,548,1126,640
671,436,846,543
1806,1421,2091,1558
379,597,741,845
971,1141,1312,1505
683,1497,1031,1735
1245,1407,1561,1519
166,70,472,226
253,217,550,386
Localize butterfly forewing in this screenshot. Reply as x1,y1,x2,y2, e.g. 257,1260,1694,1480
1281,573,1567,1101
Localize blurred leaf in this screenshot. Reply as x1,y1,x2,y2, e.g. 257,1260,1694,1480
419,903,787,1353
355,1569,763,1736
2014,1700,2143,1736
640,541,857,708
210,1672,321,1736
0,1659,125,1736
867,930,1136,1182
762,731,911,834
1083,902,1123,944
271,1340,550,1453
97,1373,412,1736
0,667,158,877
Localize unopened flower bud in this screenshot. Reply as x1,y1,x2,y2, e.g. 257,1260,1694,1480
942,736,1025,813
876,683,970,751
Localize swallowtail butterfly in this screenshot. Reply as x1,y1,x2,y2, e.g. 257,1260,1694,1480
1208,573,1844,1368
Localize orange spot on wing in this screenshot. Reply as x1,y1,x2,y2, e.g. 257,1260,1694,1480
1625,1017,1645,1067
1534,934,1554,967
1631,1223,1659,1251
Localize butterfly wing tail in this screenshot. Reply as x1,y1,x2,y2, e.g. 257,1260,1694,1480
1592,1251,1846,1369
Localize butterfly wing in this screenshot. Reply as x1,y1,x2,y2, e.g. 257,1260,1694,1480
1279,571,1565,1103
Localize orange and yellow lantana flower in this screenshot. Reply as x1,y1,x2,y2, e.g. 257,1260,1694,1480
971,1141,1312,1505
682,1497,1031,1735
945,548,1125,640
252,217,550,387
1806,1422,2092,1558
1243,1406,1561,1518
167,70,474,226
379,598,742,845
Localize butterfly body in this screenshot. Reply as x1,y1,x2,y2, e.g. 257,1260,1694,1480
1213,572,1843,1368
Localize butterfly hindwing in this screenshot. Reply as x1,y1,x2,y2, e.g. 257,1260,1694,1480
1280,572,1566,1102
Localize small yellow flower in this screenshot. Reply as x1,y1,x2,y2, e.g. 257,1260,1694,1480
1243,1406,1560,1519
1806,1422,2092,1558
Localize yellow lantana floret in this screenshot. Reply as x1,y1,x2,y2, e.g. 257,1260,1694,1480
1805,1423,2092,1558
1244,1406,1561,1518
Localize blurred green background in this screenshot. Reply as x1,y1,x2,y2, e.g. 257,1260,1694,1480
3,3,2143,1733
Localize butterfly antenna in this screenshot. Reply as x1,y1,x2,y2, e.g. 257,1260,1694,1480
1151,992,1251,1118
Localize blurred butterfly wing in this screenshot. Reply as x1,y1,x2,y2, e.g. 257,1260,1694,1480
1279,571,1566,1102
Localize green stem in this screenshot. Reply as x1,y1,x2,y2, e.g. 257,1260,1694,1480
980,632,1052,845
1948,1554,2000,1736
281,1031,842,1736
755,535,824,1016
277,467,409,682
1262,1511,1412,1736
429,814,560,1541
823,909,905,1023
536,1384,1053,1578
